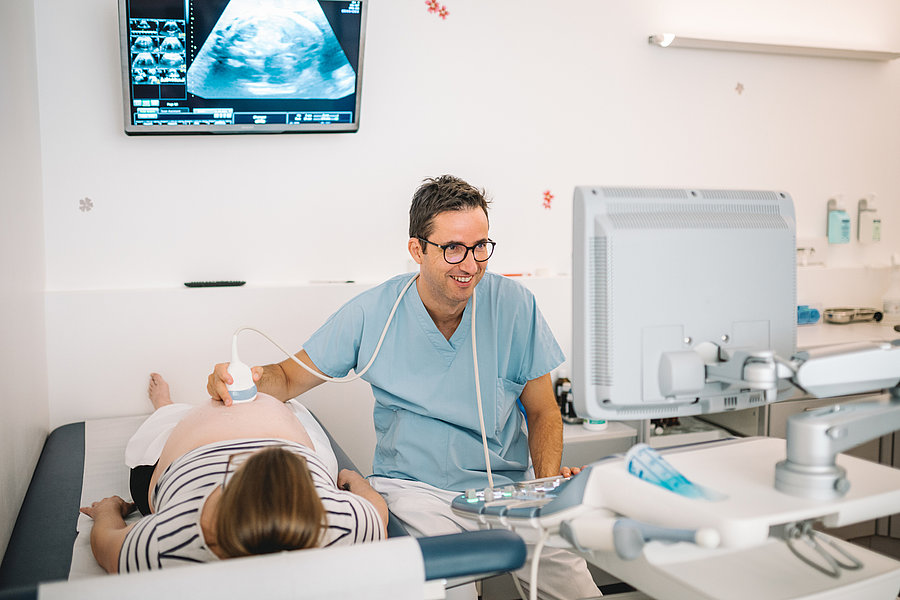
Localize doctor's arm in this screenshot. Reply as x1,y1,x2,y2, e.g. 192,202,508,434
519,373,564,479
79,496,136,574
209,350,327,405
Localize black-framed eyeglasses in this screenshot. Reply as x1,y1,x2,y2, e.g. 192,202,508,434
417,238,496,264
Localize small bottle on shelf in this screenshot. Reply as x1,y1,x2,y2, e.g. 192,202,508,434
883,253,900,325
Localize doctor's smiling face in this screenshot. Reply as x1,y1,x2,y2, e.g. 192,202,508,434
410,207,491,314
407,175,493,319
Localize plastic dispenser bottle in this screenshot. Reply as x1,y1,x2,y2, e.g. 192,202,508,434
883,253,900,325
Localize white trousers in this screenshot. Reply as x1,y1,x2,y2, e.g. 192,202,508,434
371,477,601,600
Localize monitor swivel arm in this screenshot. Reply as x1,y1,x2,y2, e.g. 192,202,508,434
773,341,900,499
703,349,794,403
701,340,900,500
774,396,900,499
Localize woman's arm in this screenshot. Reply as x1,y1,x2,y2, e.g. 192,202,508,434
337,469,389,534
79,496,137,573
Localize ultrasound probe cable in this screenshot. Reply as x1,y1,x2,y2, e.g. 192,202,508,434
471,285,495,490
231,274,419,387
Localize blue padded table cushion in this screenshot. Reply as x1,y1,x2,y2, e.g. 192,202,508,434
0,422,85,596
416,529,526,581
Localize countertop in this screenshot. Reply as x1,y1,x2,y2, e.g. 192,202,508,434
562,419,636,442
797,321,900,349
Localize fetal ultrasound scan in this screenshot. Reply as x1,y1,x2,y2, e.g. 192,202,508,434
187,0,356,99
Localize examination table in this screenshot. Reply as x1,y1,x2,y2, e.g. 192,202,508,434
0,415,526,599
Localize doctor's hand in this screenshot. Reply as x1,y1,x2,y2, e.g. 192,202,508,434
337,469,366,492
560,465,585,478
337,469,390,531
207,362,263,406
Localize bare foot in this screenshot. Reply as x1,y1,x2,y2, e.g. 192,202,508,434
148,373,173,410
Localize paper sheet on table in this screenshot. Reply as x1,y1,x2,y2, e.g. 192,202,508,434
70,416,146,580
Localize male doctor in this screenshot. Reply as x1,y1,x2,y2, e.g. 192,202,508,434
208,175,600,599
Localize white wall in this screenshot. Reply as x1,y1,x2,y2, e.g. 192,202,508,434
34,0,900,292
0,0,49,562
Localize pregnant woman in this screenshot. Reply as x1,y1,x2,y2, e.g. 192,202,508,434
80,373,387,573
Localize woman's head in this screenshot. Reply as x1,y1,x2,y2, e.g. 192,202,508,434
215,446,325,558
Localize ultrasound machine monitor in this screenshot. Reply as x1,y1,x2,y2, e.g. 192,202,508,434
572,187,797,421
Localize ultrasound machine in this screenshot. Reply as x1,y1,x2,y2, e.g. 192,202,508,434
453,187,900,599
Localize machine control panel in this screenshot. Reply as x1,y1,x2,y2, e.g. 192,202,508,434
451,475,572,521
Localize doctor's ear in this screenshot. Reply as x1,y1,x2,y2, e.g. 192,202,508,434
408,238,423,265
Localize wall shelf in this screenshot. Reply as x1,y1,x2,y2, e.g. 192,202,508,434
648,33,900,61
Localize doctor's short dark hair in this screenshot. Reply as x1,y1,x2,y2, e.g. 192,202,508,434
409,175,491,244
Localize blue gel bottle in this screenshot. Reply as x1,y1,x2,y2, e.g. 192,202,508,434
626,444,706,499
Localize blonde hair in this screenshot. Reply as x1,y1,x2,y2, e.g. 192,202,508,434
216,446,325,558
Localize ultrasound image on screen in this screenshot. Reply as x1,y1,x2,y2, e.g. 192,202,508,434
187,0,356,99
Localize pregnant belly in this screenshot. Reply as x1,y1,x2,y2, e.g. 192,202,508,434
153,394,314,486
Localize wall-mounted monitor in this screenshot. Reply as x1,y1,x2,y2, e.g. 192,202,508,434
118,0,367,134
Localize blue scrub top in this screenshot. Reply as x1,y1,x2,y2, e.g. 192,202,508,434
303,272,565,491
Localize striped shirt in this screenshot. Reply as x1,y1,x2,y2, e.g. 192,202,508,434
118,439,384,572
